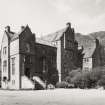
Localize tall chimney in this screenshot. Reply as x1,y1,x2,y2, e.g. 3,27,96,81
66,22,71,28
21,26,25,31
5,26,10,32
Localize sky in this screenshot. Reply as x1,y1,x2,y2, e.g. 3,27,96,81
0,0,105,44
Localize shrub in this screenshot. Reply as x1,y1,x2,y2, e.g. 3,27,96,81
70,72,82,88
89,67,105,88
97,75,105,88
70,72,90,89
63,66,105,89
64,76,71,83
67,69,97,88
56,81,69,88
68,69,81,78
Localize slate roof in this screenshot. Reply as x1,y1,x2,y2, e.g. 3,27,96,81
36,27,67,47
5,25,28,41
36,38,56,47
40,28,67,42
4,25,98,58
75,33,97,58
83,45,96,58
37,27,97,58
81,38,96,58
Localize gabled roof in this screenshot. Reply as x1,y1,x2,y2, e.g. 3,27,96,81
75,33,97,58
5,25,28,41
82,40,96,58
5,31,14,39
83,46,96,58
40,28,67,42
36,27,68,47
36,38,56,47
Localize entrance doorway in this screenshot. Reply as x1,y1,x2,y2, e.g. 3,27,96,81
25,68,30,78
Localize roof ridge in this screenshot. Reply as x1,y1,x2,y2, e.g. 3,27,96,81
41,27,67,42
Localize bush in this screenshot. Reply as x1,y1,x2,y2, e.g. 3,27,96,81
68,69,81,78
56,81,69,88
70,72,82,88
97,75,105,88
66,68,103,89
62,66,105,89
89,67,105,88
64,76,71,83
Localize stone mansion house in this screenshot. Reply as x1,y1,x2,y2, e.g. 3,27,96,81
0,23,101,89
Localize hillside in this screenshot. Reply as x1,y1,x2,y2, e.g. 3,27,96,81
75,31,105,66
75,33,95,48
75,31,105,47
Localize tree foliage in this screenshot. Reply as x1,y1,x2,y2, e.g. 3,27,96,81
64,66,105,89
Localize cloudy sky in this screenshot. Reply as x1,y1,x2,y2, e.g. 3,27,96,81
0,0,105,43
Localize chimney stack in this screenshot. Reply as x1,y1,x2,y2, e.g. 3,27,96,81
72,28,74,33
21,26,25,31
66,22,71,28
5,26,10,32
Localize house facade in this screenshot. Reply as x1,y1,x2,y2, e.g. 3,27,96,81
82,38,101,71
1,23,79,89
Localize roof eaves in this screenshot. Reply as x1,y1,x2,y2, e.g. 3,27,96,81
36,38,57,47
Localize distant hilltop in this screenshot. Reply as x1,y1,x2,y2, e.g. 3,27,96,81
75,31,105,48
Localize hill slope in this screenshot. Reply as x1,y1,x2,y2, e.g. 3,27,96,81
75,31,105,47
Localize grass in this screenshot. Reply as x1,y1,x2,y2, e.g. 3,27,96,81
0,88,105,105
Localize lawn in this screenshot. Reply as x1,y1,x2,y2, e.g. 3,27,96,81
0,89,105,105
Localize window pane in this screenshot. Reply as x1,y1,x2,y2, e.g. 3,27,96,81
3,60,7,72
3,47,7,55
11,58,15,75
